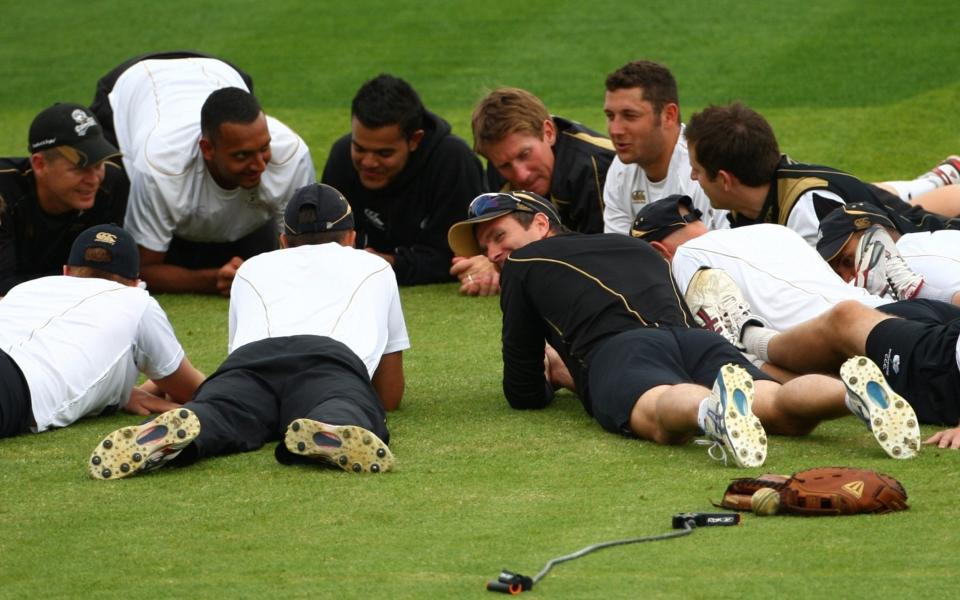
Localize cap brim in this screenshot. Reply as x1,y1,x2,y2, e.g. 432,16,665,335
447,209,513,257
59,137,121,167
816,232,854,262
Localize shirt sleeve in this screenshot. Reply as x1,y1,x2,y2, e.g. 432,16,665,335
124,172,178,252
602,158,634,234
383,270,411,354
0,211,21,294
500,266,554,409
133,297,186,380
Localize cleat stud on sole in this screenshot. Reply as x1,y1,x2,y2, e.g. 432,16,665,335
102,439,113,449
132,453,142,462
362,436,372,445
177,429,187,439
342,430,352,439
178,409,189,419
892,447,902,456
371,464,380,473
376,448,386,458
338,455,348,466
849,376,858,385
120,463,130,473
895,400,904,409
352,463,362,473
878,432,888,441
297,442,306,451
91,456,101,465
907,419,916,428
291,421,301,432
102,469,112,479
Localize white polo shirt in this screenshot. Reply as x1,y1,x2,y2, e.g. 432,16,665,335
110,57,315,251
228,243,410,378
603,127,729,235
0,277,184,431
672,224,888,330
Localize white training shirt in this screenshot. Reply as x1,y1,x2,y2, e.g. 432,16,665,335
228,243,410,378
109,57,315,250
0,277,184,432
897,230,960,296
603,127,729,234
672,224,888,330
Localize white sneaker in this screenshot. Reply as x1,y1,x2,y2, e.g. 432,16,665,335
840,356,920,459
700,363,767,468
921,155,960,187
685,268,764,348
854,226,923,300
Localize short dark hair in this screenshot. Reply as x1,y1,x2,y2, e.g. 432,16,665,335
200,87,263,142
605,60,680,121
685,102,780,186
351,74,424,139
285,229,351,247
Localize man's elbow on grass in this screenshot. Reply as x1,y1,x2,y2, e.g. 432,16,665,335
503,380,555,410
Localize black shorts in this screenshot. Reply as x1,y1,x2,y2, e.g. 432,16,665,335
866,315,960,425
877,298,960,325
0,349,32,439
587,327,771,435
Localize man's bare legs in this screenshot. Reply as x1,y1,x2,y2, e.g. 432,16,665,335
753,301,895,373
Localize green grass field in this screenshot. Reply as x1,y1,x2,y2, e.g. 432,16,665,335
2,2,960,598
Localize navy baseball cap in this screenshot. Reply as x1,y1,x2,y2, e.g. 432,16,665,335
284,183,354,235
630,195,702,242
67,224,139,279
447,191,561,257
28,103,120,167
817,202,897,262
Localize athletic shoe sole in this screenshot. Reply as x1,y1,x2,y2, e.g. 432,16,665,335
714,364,767,468
840,356,920,459
89,408,200,480
284,419,394,474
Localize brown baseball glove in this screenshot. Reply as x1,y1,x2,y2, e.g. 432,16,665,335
719,467,909,515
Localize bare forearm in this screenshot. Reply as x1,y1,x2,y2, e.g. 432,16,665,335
140,263,219,294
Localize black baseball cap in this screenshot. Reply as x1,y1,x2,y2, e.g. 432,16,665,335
447,191,561,257
630,194,703,242
28,103,120,167
67,224,139,279
816,202,897,262
284,183,354,235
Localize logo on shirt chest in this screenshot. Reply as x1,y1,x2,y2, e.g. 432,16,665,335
364,208,385,230
631,190,647,204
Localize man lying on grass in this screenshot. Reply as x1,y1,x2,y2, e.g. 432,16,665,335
88,184,409,479
0,224,203,439
447,191,921,467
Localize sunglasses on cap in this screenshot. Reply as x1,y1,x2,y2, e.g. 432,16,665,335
468,191,559,221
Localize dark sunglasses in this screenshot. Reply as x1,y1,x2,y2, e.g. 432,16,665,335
468,192,558,221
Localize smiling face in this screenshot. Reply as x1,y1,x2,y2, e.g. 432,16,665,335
603,86,672,168
201,112,272,190
349,118,423,190
474,212,551,268
32,150,106,215
481,122,556,197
